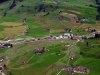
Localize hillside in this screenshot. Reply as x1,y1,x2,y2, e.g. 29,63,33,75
0,0,99,38
0,0,100,75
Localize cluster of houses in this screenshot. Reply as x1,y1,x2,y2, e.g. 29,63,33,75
64,66,90,74
36,31,100,41
19,32,100,43
0,29,99,45
47,33,90,40
18,33,99,44
0,43,13,48
73,66,90,74
45,33,82,41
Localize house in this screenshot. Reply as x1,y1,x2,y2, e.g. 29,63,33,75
64,33,73,38
35,47,46,54
0,56,5,62
0,43,13,48
76,17,88,23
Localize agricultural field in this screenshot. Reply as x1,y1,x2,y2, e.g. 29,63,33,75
0,0,100,75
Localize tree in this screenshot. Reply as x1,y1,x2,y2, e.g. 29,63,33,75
9,0,16,10
0,0,8,3
54,0,60,8
8,71,12,75
86,41,89,47
38,0,45,4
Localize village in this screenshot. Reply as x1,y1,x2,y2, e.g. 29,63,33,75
0,18,100,75
0,29,99,75
0,28,100,46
